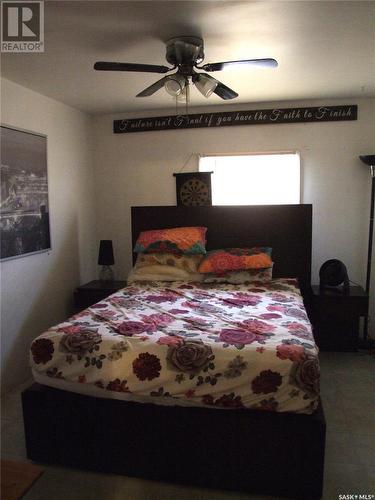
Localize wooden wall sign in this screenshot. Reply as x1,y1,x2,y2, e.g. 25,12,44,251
114,104,357,134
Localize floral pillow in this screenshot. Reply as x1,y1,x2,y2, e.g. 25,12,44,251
134,253,203,273
198,247,273,274
134,227,207,255
203,266,273,284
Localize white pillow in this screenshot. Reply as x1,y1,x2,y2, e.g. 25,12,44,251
127,265,204,283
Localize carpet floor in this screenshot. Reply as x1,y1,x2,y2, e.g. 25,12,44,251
1,351,374,500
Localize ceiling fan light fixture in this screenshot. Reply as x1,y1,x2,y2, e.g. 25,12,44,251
164,74,186,96
94,37,276,101
176,86,190,103
195,74,218,98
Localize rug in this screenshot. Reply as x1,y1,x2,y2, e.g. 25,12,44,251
1,460,44,500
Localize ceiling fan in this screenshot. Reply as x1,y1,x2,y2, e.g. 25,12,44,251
94,36,278,100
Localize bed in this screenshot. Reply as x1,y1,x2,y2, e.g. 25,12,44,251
22,204,326,499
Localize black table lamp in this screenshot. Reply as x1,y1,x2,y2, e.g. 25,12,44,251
359,155,375,346
98,240,114,281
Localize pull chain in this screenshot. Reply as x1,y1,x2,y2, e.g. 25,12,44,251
185,82,189,117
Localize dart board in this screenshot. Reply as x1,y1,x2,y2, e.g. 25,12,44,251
174,172,212,206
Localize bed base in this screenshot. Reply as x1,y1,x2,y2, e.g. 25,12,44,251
22,384,325,499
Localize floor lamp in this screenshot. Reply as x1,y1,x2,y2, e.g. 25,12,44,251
359,155,375,347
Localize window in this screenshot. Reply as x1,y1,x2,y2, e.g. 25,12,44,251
199,153,300,205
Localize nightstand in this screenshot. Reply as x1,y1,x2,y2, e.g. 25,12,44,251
308,285,369,352
73,280,127,312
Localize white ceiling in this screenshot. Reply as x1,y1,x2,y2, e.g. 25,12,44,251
2,0,375,115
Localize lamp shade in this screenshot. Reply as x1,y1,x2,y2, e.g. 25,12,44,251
359,155,375,166
98,240,114,266
194,74,218,98
165,74,185,96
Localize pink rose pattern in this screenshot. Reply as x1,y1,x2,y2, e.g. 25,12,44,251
276,343,305,362
219,329,257,345
30,279,319,414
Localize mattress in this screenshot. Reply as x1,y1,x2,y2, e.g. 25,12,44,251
30,279,320,414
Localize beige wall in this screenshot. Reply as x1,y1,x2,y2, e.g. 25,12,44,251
93,98,375,335
1,78,97,391
1,85,374,394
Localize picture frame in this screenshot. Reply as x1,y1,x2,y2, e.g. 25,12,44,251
0,125,51,261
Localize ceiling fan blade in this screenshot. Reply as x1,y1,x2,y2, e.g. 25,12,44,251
136,76,170,97
213,81,238,100
201,58,278,72
94,62,171,74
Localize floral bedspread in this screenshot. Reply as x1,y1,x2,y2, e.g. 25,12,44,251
30,279,320,414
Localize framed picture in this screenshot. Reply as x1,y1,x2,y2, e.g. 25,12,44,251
174,172,212,206
0,125,51,261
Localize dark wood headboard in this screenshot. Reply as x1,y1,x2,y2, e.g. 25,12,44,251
131,205,312,286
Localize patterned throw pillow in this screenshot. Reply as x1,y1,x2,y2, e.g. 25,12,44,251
198,247,273,274
134,227,207,255
135,253,203,273
203,267,273,284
